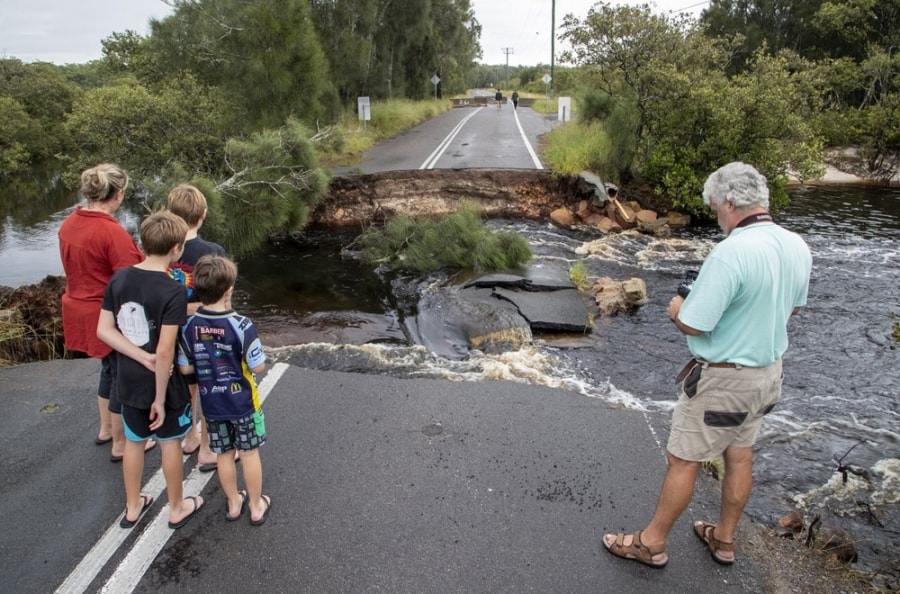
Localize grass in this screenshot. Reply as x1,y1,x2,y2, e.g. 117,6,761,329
0,310,63,366
542,120,612,174
569,260,590,291
322,98,453,167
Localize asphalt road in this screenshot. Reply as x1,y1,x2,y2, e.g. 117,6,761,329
1,359,771,593
333,103,555,175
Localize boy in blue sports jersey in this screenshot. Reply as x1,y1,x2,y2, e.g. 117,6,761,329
177,255,271,525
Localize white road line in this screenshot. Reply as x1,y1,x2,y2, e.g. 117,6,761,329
55,362,289,594
512,109,544,170
419,107,484,169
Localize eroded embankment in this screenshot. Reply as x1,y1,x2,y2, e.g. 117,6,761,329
312,169,622,227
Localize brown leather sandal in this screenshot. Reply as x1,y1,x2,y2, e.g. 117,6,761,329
603,530,669,568
694,521,736,565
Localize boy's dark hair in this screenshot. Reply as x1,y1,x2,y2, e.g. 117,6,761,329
167,184,207,227
193,254,237,305
140,211,188,256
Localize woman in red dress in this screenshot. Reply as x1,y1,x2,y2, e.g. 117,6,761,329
58,164,149,461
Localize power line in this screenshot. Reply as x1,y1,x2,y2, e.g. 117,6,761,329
671,0,710,13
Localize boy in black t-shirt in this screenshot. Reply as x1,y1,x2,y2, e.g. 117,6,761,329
166,184,227,464
98,211,205,530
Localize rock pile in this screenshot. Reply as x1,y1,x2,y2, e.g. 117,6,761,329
550,171,690,237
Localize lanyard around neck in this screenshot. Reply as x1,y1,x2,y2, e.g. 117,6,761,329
735,212,773,228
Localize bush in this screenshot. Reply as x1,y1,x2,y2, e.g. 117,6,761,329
359,202,532,273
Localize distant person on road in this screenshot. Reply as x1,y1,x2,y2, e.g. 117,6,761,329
178,255,271,525
511,90,519,110
602,162,811,568
165,184,227,469
58,163,154,462
495,88,503,109
97,211,204,530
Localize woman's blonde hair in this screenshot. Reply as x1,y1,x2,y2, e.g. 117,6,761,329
80,163,128,202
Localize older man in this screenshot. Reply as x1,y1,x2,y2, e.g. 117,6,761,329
603,162,812,568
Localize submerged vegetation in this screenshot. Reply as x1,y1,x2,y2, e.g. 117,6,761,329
358,202,532,273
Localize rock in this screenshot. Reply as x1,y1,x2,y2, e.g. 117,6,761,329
778,511,805,538
590,277,648,316
816,526,858,564
666,211,691,227
550,207,576,227
635,209,658,224
596,217,622,233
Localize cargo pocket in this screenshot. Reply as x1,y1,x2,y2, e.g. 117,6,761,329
704,410,748,427
683,365,702,399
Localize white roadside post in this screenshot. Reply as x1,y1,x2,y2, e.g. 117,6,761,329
357,96,371,130
558,96,571,123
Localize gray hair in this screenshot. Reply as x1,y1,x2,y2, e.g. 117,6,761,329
702,162,769,210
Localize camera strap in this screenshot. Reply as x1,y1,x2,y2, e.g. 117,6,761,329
735,212,773,228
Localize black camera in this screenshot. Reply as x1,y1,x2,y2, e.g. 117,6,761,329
677,270,699,299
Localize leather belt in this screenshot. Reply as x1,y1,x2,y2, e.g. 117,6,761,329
704,361,738,368
675,357,738,383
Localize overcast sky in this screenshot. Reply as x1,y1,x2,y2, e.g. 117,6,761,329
0,0,707,67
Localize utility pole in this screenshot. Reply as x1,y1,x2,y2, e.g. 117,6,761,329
502,47,514,87
550,0,555,96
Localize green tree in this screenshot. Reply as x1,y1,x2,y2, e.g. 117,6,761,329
309,0,481,101
63,76,231,181
149,0,336,132
212,118,332,256
701,0,827,69
559,3,824,216
0,58,81,162
0,97,38,175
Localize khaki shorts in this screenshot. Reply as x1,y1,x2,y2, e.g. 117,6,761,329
667,359,783,462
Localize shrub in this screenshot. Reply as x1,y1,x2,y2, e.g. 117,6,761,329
359,202,532,273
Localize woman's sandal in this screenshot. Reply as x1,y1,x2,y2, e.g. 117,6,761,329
602,530,669,568
694,521,736,565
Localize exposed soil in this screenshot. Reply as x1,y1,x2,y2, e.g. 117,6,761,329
741,521,888,593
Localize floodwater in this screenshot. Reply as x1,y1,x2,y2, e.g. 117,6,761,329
1,180,897,584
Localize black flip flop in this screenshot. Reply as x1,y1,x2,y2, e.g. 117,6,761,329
95,436,112,445
225,491,248,522
250,495,271,526
168,495,204,529
120,495,154,529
